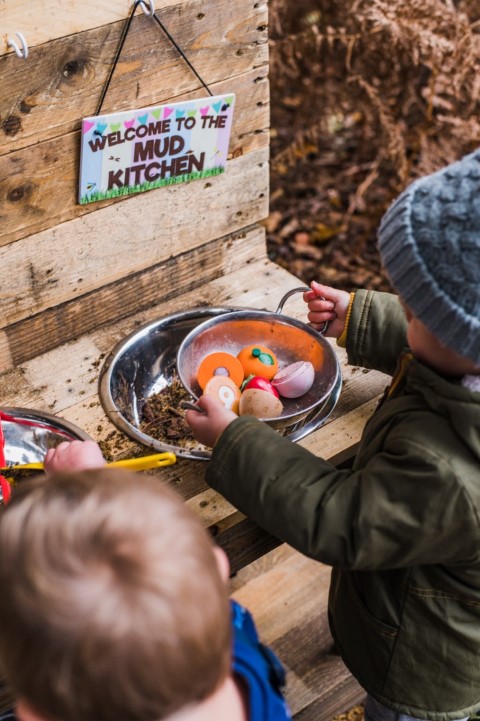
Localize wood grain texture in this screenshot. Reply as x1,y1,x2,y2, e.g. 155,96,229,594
1,0,262,56
232,546,365,720
2,225,268,366
211,512,282,574
0,0,267,153
0,147,269,335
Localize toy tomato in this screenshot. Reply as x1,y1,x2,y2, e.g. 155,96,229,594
242,375,280,398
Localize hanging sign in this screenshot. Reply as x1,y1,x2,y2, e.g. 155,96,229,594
78,93,235,205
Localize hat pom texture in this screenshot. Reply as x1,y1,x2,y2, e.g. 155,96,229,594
378,150,480,365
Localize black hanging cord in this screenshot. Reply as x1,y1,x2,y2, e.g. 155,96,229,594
151,11,213,97
95,0,212,117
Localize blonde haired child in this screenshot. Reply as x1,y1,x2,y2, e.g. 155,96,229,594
0,441,290,721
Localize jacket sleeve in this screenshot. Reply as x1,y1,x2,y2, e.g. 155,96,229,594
207,416,478,570
345,290,408,376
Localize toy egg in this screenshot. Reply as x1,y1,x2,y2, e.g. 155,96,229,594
272,361,315,399
239,388,283,419
203,376,241,414
237,345,279,380
242,375,280,399
197,351,244,390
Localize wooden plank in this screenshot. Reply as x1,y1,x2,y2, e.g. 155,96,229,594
301,397,384,461
0,146,269,332
2,225,268,366
211,512,282,575
1,0,268,154
186,487,236,527
232,548,331,643
231,546,365,720
292,676,364,721
0,0,267,56
0,68,269,245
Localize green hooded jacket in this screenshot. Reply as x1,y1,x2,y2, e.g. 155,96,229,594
207,290,480,721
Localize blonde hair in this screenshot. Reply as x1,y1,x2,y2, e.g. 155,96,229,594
0,470,231,721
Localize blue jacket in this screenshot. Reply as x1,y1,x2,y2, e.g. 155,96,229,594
231,600,291,720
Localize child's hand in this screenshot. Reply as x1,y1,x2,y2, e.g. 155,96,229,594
185,396,237,448
44,440,106,473
303,281,351,339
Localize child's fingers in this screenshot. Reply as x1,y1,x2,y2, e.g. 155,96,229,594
44,447,56,465
309,280,345,304
307,309,337,327
44,441,69,463
307,296,336,313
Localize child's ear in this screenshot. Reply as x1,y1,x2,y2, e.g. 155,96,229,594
213,545,230,582
16,699,49,721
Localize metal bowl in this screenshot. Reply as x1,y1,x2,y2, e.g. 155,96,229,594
99,305,342,460
2,408,92,465
0,407,92,504
176,289,341,430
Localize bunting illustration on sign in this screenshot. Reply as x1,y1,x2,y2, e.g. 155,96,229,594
78,93,235,205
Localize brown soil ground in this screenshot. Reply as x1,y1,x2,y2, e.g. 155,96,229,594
265,0,480,295
265,115,393,294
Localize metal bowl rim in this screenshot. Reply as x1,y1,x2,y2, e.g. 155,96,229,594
1,406,92,441
176,308,341,419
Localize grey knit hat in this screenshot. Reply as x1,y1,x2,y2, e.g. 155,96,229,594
378,149,480,366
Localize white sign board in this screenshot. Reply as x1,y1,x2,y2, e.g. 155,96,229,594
79,93,235,204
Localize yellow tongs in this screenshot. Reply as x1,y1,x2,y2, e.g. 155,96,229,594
1,452,176,473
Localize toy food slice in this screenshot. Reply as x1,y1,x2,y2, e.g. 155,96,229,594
272,361,315,398
203,376,241,414
197,352,244,390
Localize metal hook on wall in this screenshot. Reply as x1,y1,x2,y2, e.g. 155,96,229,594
7,32,29,59
138,0,155,17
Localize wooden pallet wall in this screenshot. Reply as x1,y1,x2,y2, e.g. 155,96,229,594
0,0,269,370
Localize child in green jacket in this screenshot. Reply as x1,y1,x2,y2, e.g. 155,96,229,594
186,149,480,721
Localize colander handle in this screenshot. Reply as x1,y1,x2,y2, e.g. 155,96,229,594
275,287,330,335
